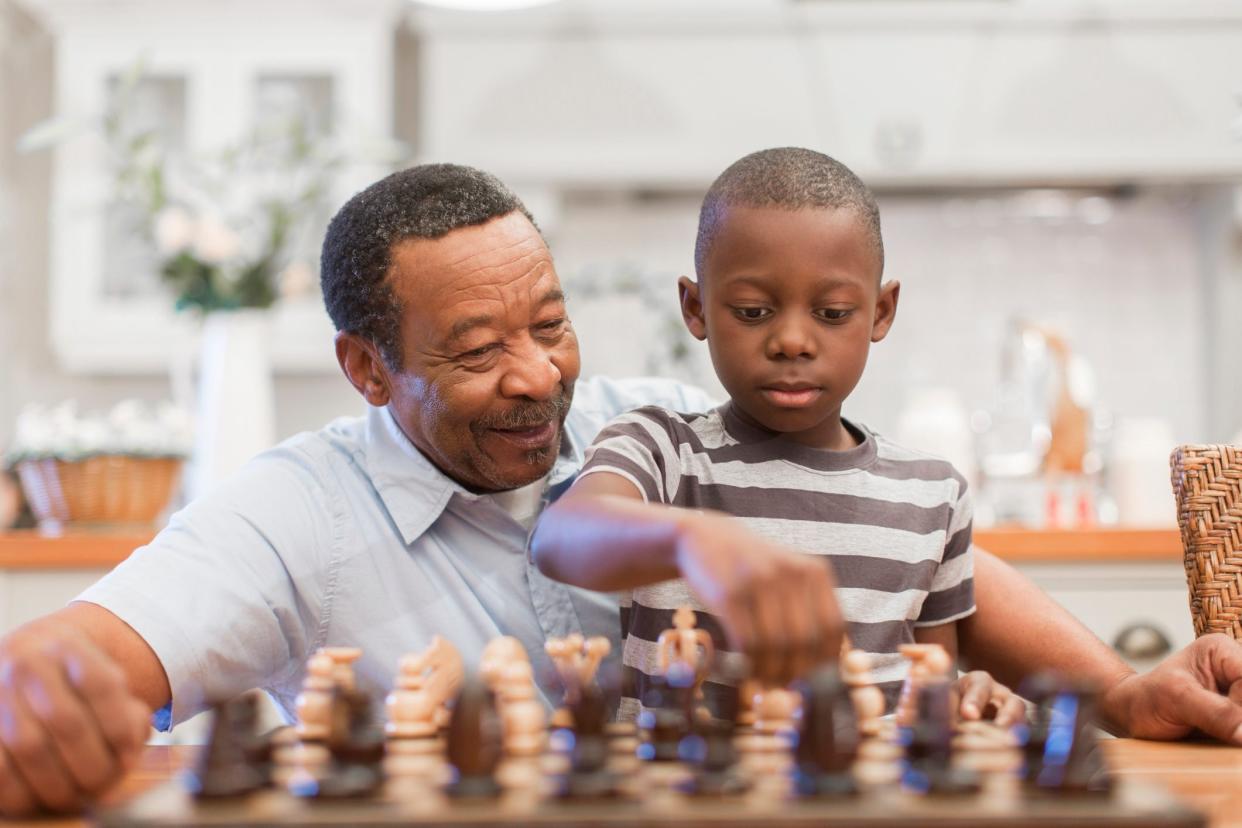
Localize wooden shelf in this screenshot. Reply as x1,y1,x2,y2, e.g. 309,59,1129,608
0,527,1185,570
974,527,1183,563
0,530,152,570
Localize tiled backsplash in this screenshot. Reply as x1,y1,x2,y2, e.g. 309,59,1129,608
551,187,1218,446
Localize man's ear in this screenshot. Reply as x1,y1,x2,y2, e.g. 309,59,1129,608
678,276,707,341
870,280,901,343
335,332,392,407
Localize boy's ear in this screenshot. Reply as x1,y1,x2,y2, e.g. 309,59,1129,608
870,280,901,343
678,276,708,341
335,331,393,407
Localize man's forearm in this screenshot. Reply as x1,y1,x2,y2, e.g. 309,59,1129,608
531,494,692,590
961,548,1137,733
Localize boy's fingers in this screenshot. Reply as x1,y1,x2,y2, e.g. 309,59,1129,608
957,672,991,720
995,694,1027,727
751,590,786,685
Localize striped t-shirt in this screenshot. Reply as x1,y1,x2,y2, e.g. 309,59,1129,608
577,403,975,721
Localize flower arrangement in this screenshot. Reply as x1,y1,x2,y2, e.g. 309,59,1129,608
23,63,337,312
109,69,336,312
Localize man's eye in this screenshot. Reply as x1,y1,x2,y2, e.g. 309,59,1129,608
460,344,498,360
733,307,770,321
537,318,565,334
816,308,852,321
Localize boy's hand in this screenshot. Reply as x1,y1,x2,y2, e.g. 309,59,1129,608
674,512,844,686
955,670,1026,726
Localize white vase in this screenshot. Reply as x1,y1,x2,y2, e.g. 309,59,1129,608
188,309,276,501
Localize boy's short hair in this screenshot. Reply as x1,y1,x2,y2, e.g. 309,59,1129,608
693,147,884,279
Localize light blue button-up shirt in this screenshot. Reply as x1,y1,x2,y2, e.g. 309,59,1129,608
77,376,713,729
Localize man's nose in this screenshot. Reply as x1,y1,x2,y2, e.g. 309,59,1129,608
766,316,817,361
499,337,562,400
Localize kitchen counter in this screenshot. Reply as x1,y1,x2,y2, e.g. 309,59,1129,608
0,526,1186,569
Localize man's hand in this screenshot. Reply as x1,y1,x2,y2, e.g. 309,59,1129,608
955,670,1026,727
674,512,844,686
1101,633,1242,744
0,620,151,816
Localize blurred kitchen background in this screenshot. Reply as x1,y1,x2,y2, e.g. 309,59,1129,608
1,0,1241,697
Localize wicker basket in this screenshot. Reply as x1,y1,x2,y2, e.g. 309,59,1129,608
15,455,183,529
1170,444,1242,638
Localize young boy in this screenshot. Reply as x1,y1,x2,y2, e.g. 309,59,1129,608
532,147,1007,722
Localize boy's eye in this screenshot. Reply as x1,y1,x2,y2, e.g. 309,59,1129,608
815,308,852,322
732,307,771,322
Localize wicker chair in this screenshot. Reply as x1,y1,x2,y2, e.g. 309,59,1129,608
1171,444,1242,638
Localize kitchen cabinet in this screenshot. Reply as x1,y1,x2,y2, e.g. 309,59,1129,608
413,4,1242,188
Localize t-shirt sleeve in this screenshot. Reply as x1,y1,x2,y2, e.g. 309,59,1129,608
575,407,683,505
914,474,975,627
73,445,336,729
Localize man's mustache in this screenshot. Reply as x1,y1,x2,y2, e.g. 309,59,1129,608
472,393,570,432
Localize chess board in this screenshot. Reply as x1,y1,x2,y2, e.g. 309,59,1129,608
97,721,1205,828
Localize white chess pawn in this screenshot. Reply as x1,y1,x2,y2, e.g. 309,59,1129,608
842,648,886,736
295,650,337,741
498,661,546,757
385,636,465,739
481,636,528,694
320,646,363,692
753,685,800,735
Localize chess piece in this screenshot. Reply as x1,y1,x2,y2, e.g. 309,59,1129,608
1016,672,1060,787
480,635,528,693
310,689,386,799
736,678,760,728
295,649,337,741
657,606,715,703
321,646,362,691
841,648,887,737
445,676,503,798
901,678,979,795
187,695,267,798
753,684,800,736
545,634,612,727
896,643,953,728
1023,678,1112,794
385,636,465,739
637,672,690,763
556,683,619,798
679,680,749,797
793,666,858,798
498,660,547,757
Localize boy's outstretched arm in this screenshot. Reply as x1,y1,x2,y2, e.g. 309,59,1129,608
531,471,844,685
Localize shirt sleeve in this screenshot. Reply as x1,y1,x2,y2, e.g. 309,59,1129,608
576,407,684,505
74,443,337,729
914,474,975,627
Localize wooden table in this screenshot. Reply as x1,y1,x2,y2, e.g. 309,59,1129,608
11,739,1242,828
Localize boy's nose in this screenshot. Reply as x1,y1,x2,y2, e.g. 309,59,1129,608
766,320,817,361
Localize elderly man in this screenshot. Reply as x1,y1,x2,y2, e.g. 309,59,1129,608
0,163,1239,816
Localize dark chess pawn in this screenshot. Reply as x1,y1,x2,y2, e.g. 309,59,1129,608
679,716,750,796
187,694,267,799
1025,680,1112,795
637,667,692,762
901,679,980,795
1015,672,1061,787
556,684,620,798
792,666,857,798
446,675,504,798
311,688,386,799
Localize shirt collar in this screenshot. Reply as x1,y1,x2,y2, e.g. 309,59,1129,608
363,405,584,546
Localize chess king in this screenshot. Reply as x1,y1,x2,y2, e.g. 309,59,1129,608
3,162,1242,817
